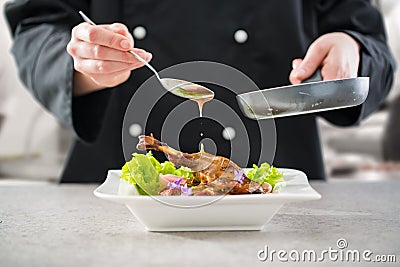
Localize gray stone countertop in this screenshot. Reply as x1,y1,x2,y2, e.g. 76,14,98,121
1,179,399,267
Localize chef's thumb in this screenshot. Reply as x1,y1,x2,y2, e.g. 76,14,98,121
107,23,135,48
292,58,303,71
290,43,329,84
289,58,304,84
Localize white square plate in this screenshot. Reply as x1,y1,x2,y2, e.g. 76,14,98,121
94,168,321,232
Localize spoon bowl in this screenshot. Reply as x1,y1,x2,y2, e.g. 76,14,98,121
160,78,214,99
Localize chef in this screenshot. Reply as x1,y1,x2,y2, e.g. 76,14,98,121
5,0,395,182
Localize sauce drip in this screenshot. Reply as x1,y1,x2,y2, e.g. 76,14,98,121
195,96,213,117
192,95,213,153
200,143,205,153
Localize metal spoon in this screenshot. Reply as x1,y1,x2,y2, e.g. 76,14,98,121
78,11,214,100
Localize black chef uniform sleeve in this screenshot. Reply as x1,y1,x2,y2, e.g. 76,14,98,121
5,0,114,142
314,0,396,126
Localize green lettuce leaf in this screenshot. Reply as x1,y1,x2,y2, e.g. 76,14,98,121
245,162,284,189
120,152,162,195
159,161,176,175
121,151,193,195
175,166,194,178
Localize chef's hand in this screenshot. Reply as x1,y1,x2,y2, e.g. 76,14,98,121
289,32,360,84
67,22,152,96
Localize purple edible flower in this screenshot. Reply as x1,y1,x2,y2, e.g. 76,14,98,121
167,178,182,189
234,169,244,184
180,184,193,196
167,178,193,196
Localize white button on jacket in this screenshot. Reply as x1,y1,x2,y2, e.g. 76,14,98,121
222,127,236,140
132,26,147,40
234,29,248,44
129,123,142,137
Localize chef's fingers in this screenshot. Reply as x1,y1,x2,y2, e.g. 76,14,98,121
290,33,360,84
67,40,152,63
73,57,150,75
289,58,303,84
320,48,355,80
291,58,303,70
290,41,329,84
89,69,133,88
72,22,133,51
105,23,135,47
320,33,360,80
289,58,305,84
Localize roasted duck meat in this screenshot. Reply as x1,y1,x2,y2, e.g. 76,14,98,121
136,135,272,195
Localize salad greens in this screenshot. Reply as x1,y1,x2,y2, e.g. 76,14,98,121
121,151,284,195
244,163,284,189
121,152,193,195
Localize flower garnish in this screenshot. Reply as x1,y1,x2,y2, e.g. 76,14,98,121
167,178,182,189
234,169,244,184
167,177,192,196
180,184,193,196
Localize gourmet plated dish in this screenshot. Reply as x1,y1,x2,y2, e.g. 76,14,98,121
119,135,284,196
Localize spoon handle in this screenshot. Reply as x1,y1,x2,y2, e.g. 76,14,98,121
128,50,160,80
78,11,161,81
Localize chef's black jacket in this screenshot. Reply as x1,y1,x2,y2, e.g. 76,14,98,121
6,0,395,182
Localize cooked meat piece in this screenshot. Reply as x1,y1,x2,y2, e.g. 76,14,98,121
137,135,268,195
